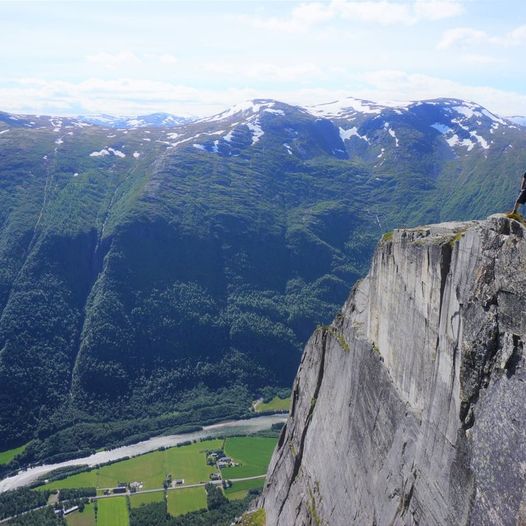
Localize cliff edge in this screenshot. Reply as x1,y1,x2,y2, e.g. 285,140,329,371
261,215,526,526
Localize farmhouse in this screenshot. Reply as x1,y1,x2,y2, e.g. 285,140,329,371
129,481,143,492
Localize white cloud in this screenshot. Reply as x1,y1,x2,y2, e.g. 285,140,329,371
240,2,333,33
504,24,526,45
86,51,141,69
243,0,464,31
0,77,261,116
334,0,414,25
460,53,504,65
413,0,464,21
438,24,526,49
355,70,526,115
86,51,180,69
334,0,463,25
3,71,526,117
204,61,323,82
438,27,489,49
158,54,179,65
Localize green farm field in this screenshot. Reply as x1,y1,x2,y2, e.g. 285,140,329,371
254,396,291,413
0,443,28,465
97,497,129,526
129,490,164,508
221,437,277,479
65,502,96,526
225,477,265,500
36,436,276,524
167,487,207,516
41,439,223,491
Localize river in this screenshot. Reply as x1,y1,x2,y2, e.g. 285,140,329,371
0,414,287,492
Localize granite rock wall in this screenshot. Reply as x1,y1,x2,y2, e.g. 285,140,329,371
262,216,526,526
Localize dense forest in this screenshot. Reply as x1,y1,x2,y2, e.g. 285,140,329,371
1,99,525,454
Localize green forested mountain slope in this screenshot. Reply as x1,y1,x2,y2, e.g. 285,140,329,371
0,98,525,455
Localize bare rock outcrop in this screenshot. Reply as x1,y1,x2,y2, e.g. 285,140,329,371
261,215,526,526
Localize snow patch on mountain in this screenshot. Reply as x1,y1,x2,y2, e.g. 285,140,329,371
384,123,399,147
446,135,475,151
309,97,410,118
108,148,126,158
339,126,370,143
89,149,110,157
264,108,285,116
451,104,508,126
79,113,189,129
223,129,235,143
201,100,277,123
470,131,489,149
431,123,452,134
89,147,126,158
246,121,264,144
507,116,526,127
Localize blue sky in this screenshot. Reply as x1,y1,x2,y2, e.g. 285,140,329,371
2,0,526,116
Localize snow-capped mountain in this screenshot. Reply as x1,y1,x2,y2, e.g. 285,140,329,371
78,112,190,128
1,97,523,165
152,96,523,165
507,115,526,127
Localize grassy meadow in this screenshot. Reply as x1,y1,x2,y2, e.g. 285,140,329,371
224,478,265,500
167,487,207,516
34,435,277,525
96,497,128,526
41,439,223,491
221,437,277,479
129,490,164,508
0,444,29,465
65,502,96,526
254,396,291,413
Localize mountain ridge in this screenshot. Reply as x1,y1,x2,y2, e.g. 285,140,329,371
1,95,523,129
0,95,525,461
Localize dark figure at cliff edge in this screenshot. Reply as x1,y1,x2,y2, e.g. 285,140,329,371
512,172,526,214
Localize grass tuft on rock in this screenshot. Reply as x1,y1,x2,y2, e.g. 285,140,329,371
239,508,266,526
507,211,526,225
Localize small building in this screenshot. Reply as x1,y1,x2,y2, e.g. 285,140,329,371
113,487,127,494
209,472,221,480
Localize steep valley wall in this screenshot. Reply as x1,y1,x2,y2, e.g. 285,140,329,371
262,215,526,526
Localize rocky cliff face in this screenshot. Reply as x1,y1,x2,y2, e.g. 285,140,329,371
262,215,526,526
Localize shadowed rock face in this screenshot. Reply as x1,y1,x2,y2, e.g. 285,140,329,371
261,215,526,526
